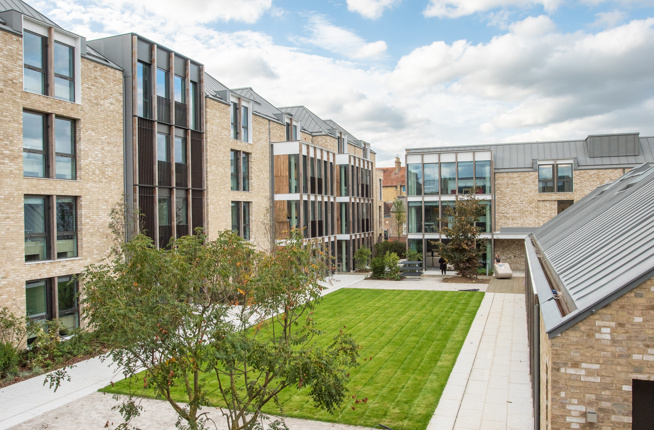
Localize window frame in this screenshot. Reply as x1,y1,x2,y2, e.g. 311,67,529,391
231,201,251,240
53,40,75,102
23,111,77,180
56,196,78,259
538,163,573,193
230,150,250,191
26,276,79,338
54,117,76,180
23,111,48,178
23,30,47,95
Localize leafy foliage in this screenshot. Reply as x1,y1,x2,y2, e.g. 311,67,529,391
353,246,372,271
437,190,485,279
391,199,406,237
370,256,386,279
372,240,406,259
406,250,422,261
79,229,360,430
368,252,401,280
0,307,25,378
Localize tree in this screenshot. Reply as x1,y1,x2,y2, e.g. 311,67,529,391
79,230,360,430
390,198,406,237
437,190,485,279
353,246,371,271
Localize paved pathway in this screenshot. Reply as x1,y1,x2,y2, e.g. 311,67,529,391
427,292,533,430
0,274,532,430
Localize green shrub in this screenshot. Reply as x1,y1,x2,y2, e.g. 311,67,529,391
0,342,19,378
373,240,406,259
354,246,372,271
370,256,386,279
384,252,401,280
406,250,422,261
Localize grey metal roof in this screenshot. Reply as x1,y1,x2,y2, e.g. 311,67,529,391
530,163,654,335
407,134,654,171
232,87,283,122
204,72,230,102
0,0,58,27
324,119,363,148
82,45,122,70
279,106,334,136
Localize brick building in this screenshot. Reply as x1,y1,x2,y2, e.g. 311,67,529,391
2,0,382,334
378,156,406,238
525,163,654,430
0,0,124,332
405,134,654,271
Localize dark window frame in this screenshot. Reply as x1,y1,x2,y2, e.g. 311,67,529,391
26,276,79,338
539,163,573,193
23,111,77,180
231,201,251,240
230,150,250,191
53,41,75,102
23,30,47,95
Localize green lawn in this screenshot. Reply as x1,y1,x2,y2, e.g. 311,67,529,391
102,289,483,430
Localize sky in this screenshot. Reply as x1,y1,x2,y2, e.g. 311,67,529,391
33,0,654,166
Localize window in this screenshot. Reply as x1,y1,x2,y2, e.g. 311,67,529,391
23,31,46,95
174,75,187,128
158,189,172,248
137,61,152,118
424,202,439,232
176,194,188,237
230,99,251,142
23,111,46,178
289,154,299,193
175,136,187,187
25,196,49,261
424,163,439,195
24,112,77,180
407,164,422,195
441,162,456,195
157,133,171,186
475,160,491,194
54,42,74,101
174,75,185,103
457,161,474,194
408,202,422,233
190,81,199,130
56,197,77,259
26,276,79,336
157,68,170,123
230,150,250,191
25,196,77,261
633,379,654,430
231,201,251,240
539,163,573,193
285,121,298,141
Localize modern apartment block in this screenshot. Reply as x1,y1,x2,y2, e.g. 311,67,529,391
406,133,654,271
0,0,124,331
2,0,381,332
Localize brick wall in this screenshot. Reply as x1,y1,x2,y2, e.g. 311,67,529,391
541,277,654,429
204,98,279,252
495,169,626,230
0,29,124,318
494,239,526,271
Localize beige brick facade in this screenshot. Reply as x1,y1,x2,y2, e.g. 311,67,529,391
495,169,626,229
204,98,278,252
494,239,526,271
540,277,654,429
0,29,124,319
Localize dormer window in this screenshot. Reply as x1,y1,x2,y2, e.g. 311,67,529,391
285,119,299,141
538,162,573,193
230,97,252,143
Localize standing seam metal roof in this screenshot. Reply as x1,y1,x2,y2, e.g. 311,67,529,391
279,106,334,136
531,163,654,334
0,0,58,27
232,87,283,122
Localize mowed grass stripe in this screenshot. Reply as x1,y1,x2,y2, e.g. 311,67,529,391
102,289,483,430
263,290,483,430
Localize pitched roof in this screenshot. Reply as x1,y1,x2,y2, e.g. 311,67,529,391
379,166,405,187
279,106,334,136
0,0,58,28
528,163,654,336
232,87,283,122
407,134,654,172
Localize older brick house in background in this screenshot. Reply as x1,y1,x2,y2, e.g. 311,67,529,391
526,163,654,430
379,156,406,239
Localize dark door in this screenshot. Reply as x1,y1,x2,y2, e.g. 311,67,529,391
633,379,654,430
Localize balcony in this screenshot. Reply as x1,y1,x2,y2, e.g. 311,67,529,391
175,102,188,128
157,96,170,124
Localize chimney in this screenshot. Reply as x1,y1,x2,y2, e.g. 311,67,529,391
395,156,401,173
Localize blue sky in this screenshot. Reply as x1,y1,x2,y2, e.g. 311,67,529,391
34,0,654,165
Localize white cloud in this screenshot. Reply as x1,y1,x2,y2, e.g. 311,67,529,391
590,10,628,28
34,0,654,165
423,0,562,18
295,16,388,60
346,0,402,19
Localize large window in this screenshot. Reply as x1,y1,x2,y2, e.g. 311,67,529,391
190,81,199,130
424,202,439,233
158,189,172,248
174,75,187,128
24,112,76,179
231,201,251,240
230,150,250,191
408,202,422,233
230,99,251,142
457,161,474,194
24,31,46,95
26,276,79,335
441,163,456,195
54,42,74,101
476,201,491,233
157,132,171,186
241,105,249,142
137,61,152,118
424,163,439,195
539,163,573,193
25,196,77,261
175,136,187,187
407,163,422,195
475,160,491,194
176,194,188,237
289,154,299,193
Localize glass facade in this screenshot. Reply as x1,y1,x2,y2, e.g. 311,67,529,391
407,164,422,195
424,163,438,195
408,202,422,233
440,162,456,195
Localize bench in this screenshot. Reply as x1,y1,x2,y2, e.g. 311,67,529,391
400,260,423,277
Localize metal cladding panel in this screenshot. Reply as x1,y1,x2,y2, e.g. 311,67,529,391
203,72,229,99
0,0,58,27
532,164,654,332
279,106,333,136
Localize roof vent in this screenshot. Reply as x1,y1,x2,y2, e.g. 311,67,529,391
586,133,640,158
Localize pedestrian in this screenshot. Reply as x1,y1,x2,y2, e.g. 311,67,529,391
439,256,447,275
495,253,503,267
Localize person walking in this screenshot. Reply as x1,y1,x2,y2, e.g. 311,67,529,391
439,256,447,275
